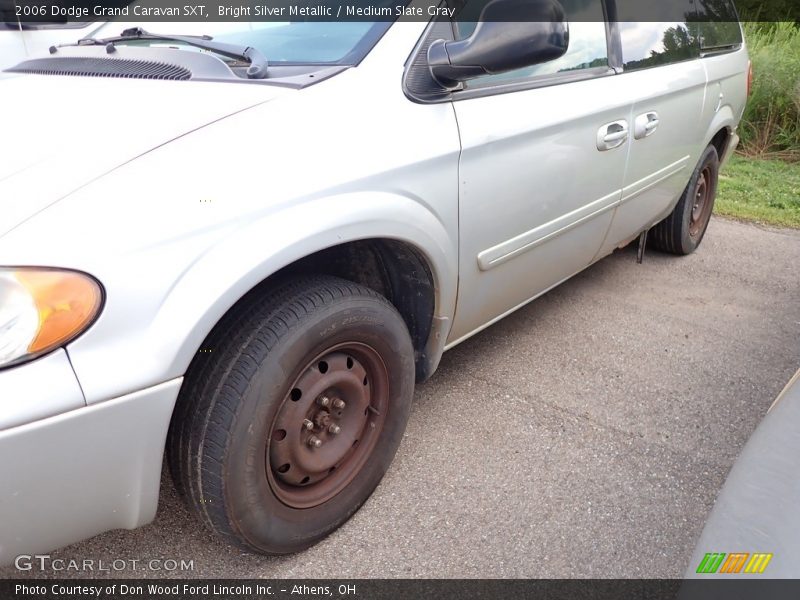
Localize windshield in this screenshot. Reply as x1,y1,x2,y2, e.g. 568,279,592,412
87,20,392,65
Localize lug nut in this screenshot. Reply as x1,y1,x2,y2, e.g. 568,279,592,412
328,424,341,435
307,435,322,448
333,398,346,409
314,411,329,428
303,419,314,430
317,395,331,407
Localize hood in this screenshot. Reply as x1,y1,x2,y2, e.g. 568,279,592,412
0,72,289,238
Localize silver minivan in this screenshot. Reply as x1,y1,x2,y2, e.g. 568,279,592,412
0,0,749,561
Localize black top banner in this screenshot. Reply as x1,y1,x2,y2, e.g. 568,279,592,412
1,0,795,24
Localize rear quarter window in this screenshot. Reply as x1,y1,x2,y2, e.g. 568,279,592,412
618,0,742,71
695,0,743,51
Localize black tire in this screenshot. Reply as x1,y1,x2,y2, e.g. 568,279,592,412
167,275,415,554
650,145,720,255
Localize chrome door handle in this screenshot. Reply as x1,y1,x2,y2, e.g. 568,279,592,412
597,120,629,151
634,112,660,139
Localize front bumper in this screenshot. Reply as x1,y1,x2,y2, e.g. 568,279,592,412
0,377,181,566
0,350,85,430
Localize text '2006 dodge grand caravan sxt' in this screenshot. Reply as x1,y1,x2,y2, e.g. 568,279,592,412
0,0,749,560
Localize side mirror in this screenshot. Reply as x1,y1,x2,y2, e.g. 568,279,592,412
427,0,570,87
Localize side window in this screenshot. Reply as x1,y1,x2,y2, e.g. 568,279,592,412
619,22,699,71
695,0,742,51
617,0,700,71
453,0,610,89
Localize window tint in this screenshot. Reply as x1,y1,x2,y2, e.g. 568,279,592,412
695,0,743,50
453,0,609,88
619,21,699,71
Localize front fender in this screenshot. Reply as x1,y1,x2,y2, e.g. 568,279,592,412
1,59,462,406
67,192,457,404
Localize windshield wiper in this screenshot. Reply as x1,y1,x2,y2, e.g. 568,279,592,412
64,27,269,79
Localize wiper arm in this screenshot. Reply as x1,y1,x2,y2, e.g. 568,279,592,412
67,27,269,79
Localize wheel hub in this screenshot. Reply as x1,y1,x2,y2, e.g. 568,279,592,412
267,346,387,508
689,168,712,238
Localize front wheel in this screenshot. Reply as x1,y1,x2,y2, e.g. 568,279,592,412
650,145,720,255
168,276,415,554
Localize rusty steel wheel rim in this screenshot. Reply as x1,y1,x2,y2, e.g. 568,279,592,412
266,343,389,509
689,166,713,238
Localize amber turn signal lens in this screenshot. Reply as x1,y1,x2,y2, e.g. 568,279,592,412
14,269,103,354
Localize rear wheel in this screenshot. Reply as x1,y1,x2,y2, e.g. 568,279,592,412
650,145,719,255
168,276,415,554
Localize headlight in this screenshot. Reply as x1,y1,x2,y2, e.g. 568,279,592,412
0,268,103,369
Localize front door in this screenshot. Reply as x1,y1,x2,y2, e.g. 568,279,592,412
448,1,630,343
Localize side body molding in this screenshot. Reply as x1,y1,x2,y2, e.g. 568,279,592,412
477,189,621,271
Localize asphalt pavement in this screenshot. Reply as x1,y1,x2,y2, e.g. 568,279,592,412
4,217,799,579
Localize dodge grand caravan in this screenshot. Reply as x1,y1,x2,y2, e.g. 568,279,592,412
0,0,749,560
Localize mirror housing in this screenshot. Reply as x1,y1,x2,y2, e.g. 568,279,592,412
427,0,570,88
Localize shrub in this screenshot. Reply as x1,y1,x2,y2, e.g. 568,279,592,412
735,0,799,24
739,22,800,160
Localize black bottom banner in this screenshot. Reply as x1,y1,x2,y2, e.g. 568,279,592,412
4,579,800,600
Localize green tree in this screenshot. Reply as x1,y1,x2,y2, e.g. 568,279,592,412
734,0,800,23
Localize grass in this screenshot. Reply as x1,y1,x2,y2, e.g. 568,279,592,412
715,155,800,228
719,24,799,228
740,22,800,160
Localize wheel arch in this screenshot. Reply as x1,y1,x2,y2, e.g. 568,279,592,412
703,104,738,163
278,239,440,380
709,127,731,159
155,192,457,388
